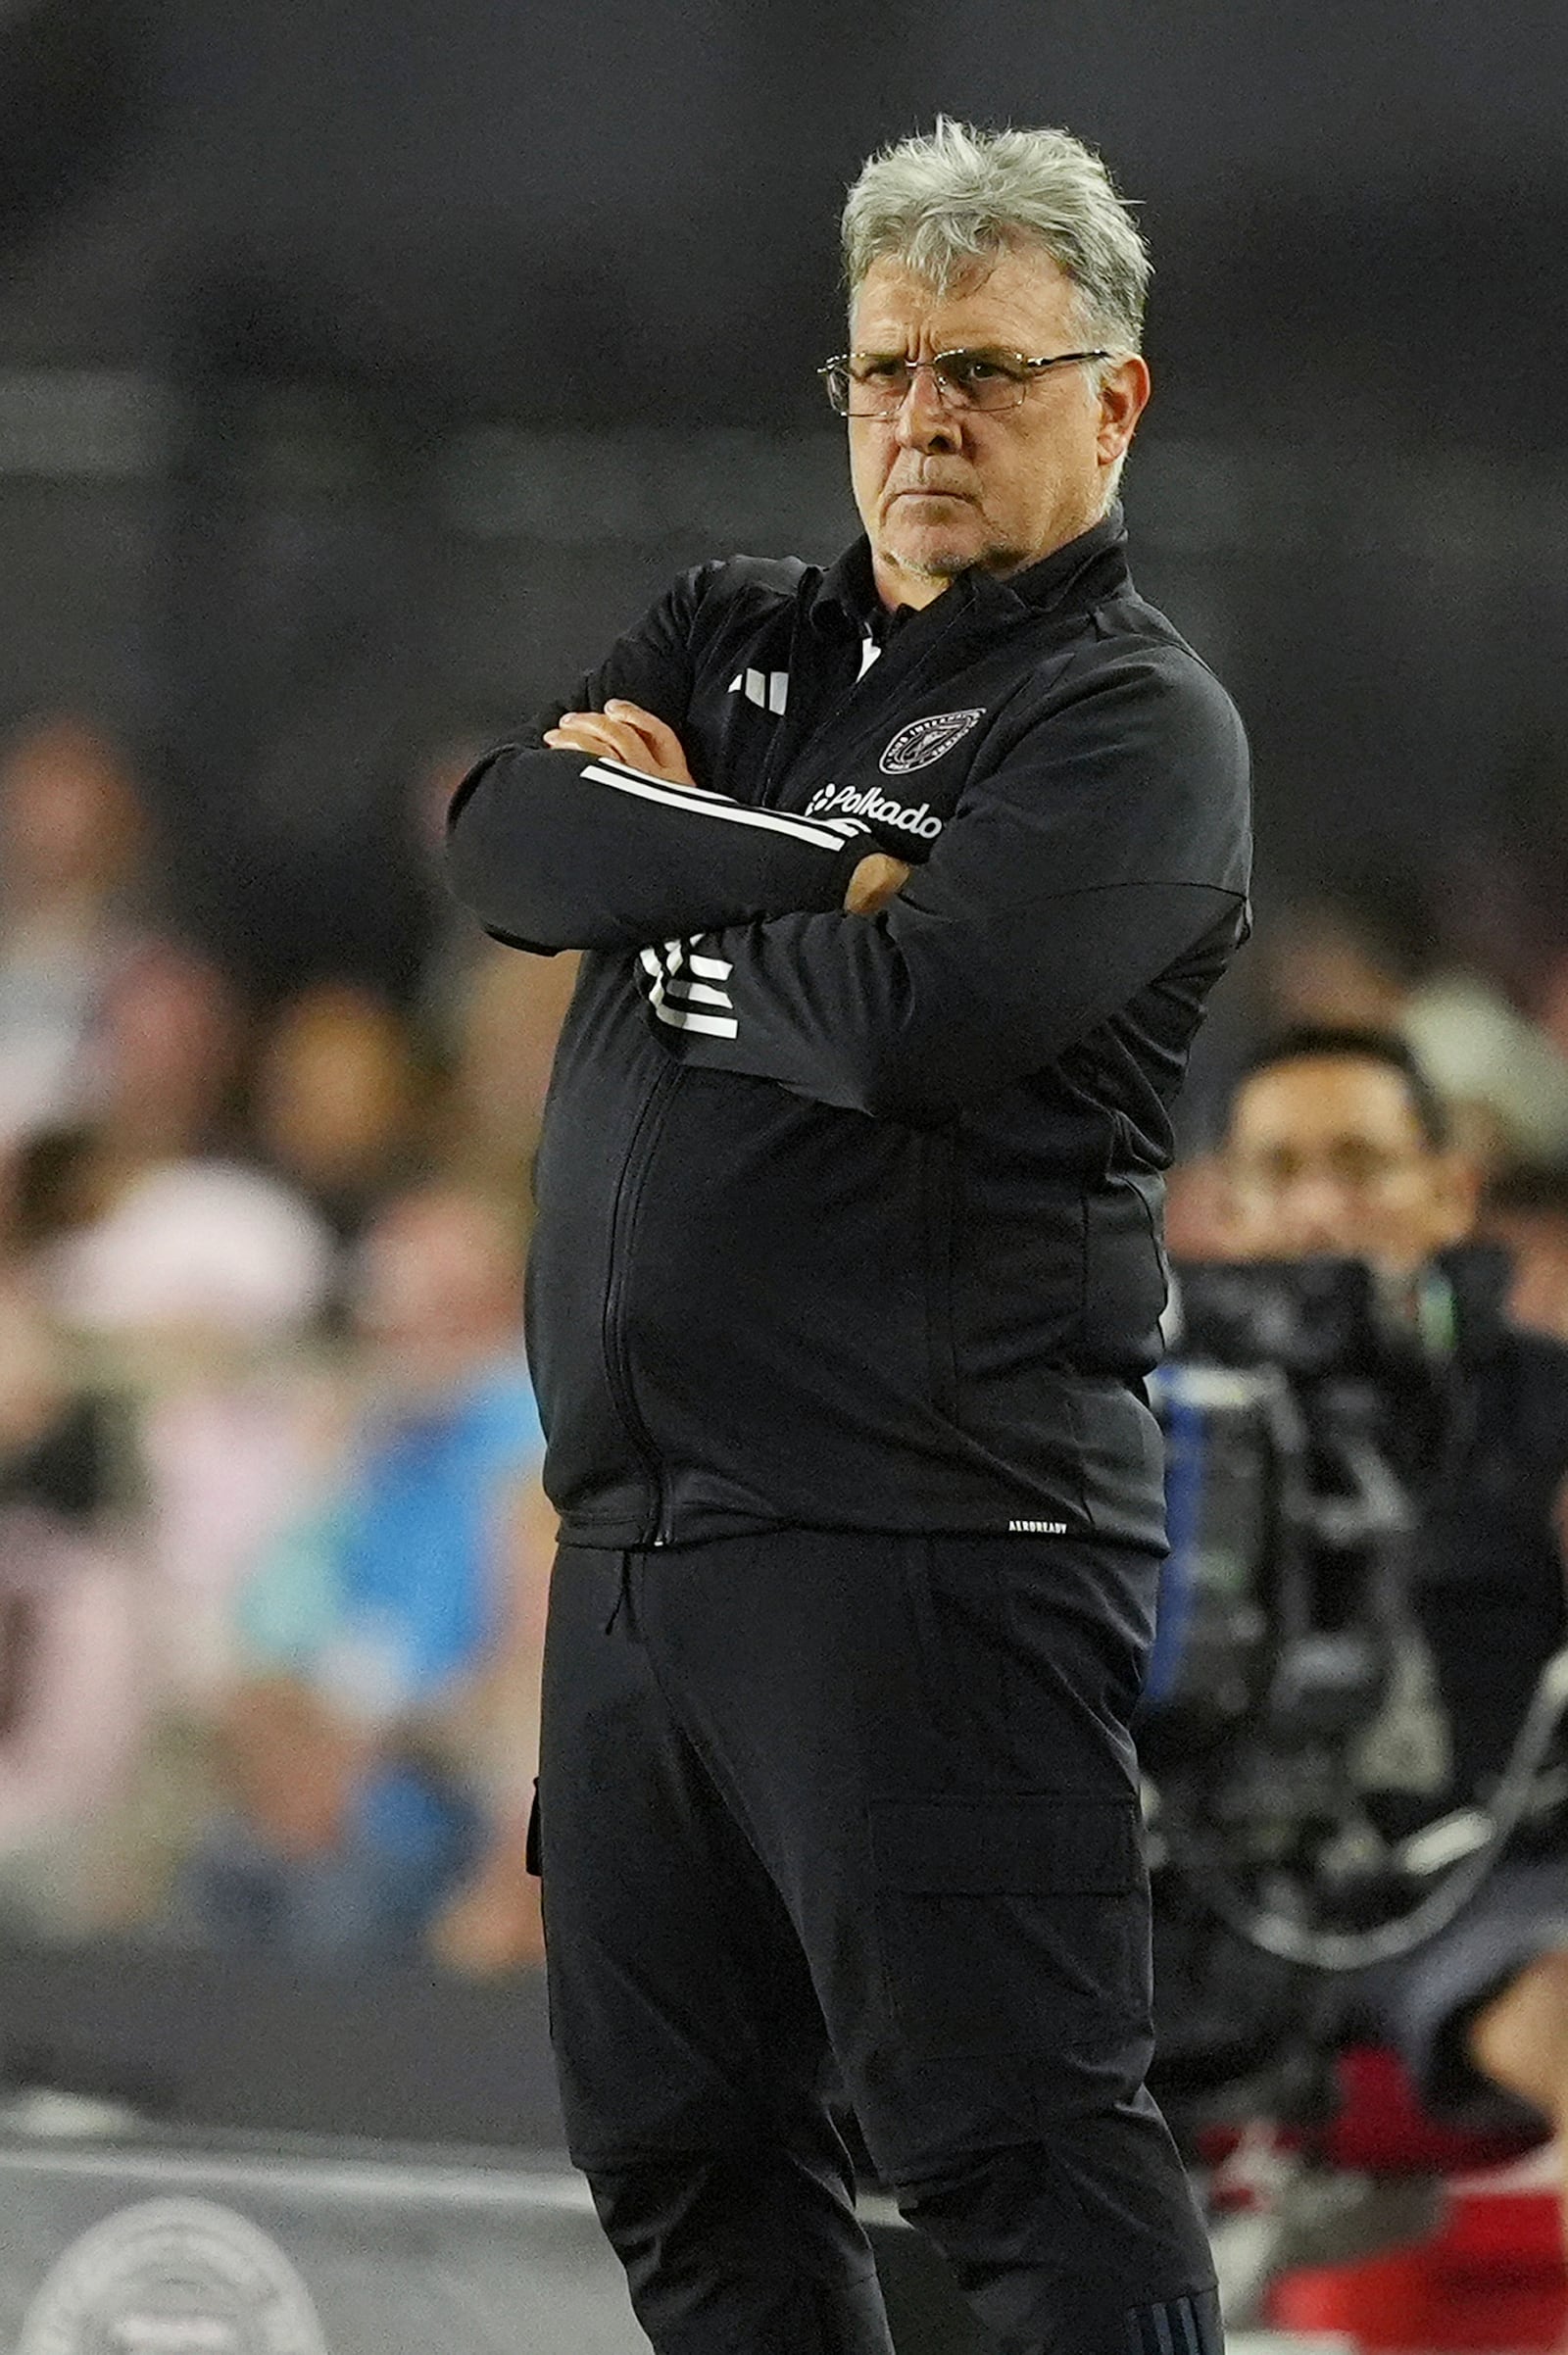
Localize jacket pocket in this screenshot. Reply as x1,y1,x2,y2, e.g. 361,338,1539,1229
870,1794,1148,2059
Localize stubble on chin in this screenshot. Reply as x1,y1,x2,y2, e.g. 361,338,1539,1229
883,531,1029,584
882,513,979,583
892,547,969,581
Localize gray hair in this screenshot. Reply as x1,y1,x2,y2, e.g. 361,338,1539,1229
841,119,1150,357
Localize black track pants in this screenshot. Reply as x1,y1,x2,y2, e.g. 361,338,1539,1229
535,1532,1220,2354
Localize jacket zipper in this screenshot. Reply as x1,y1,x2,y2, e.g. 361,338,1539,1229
602,1066,680,1545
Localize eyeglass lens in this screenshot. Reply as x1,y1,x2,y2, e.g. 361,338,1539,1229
826,352,1028,416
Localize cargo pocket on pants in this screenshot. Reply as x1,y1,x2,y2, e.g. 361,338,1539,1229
870,1793,1147,2060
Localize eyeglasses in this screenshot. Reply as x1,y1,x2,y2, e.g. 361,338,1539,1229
818,346,1111,417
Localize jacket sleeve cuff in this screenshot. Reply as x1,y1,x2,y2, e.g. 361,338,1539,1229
803,830,875,914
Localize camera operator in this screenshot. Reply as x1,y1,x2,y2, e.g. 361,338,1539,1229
1155,1024,1568,2248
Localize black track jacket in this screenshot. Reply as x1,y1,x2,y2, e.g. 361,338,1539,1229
447,506,1251,1553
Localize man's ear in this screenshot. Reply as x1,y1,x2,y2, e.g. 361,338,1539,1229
1098,355,1150,466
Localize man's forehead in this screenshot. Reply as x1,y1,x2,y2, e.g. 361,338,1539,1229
850,248,1076,348
1229,1056,1430,1149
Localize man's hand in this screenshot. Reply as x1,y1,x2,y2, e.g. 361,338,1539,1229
844,851,911,914
544,700,697,788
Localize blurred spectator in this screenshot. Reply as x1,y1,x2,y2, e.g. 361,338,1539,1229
1481,1162,1568,1346
45,1157,337,1695
0,1279,145,1934
6,938,261,1297
433,938,579,1196
174,1181,550,1969
51,1159,334,1349
1265,888,1568,1166
19,1149,340,1925
0,716,149,1148
74,936,250,1190
250,982,430,1248
29,931,336,1708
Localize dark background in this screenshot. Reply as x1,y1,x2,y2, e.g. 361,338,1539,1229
2,0,1566,985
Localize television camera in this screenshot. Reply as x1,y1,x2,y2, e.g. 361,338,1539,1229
1143,1251,1568,1973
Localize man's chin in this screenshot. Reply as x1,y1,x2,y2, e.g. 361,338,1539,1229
885,537,982,582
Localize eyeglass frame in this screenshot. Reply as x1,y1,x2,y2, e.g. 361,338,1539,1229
818,346,1113,417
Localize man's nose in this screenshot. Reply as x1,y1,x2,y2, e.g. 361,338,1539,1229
893,369,962,451
1279,1173,1357,1253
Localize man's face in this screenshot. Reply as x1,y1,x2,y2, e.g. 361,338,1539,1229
1223,1055,1477,1276
846,244,1149,611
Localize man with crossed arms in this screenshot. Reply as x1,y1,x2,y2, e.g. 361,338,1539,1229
450,119,1250,2355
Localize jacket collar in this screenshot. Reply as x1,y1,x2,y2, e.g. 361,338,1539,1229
809,502,1131,637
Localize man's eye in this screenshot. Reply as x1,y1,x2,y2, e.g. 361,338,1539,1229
951,355,1004,383
856,359,906,382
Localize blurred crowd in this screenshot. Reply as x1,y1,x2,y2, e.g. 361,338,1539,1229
0,711,574,1977
1,709,1568,1985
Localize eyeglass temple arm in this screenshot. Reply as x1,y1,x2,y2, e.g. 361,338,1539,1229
1022,349,1112,373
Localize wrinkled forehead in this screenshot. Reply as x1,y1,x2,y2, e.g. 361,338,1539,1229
849,244,1080,355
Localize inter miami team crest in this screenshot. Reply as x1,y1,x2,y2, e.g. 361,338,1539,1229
878,709,984,775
